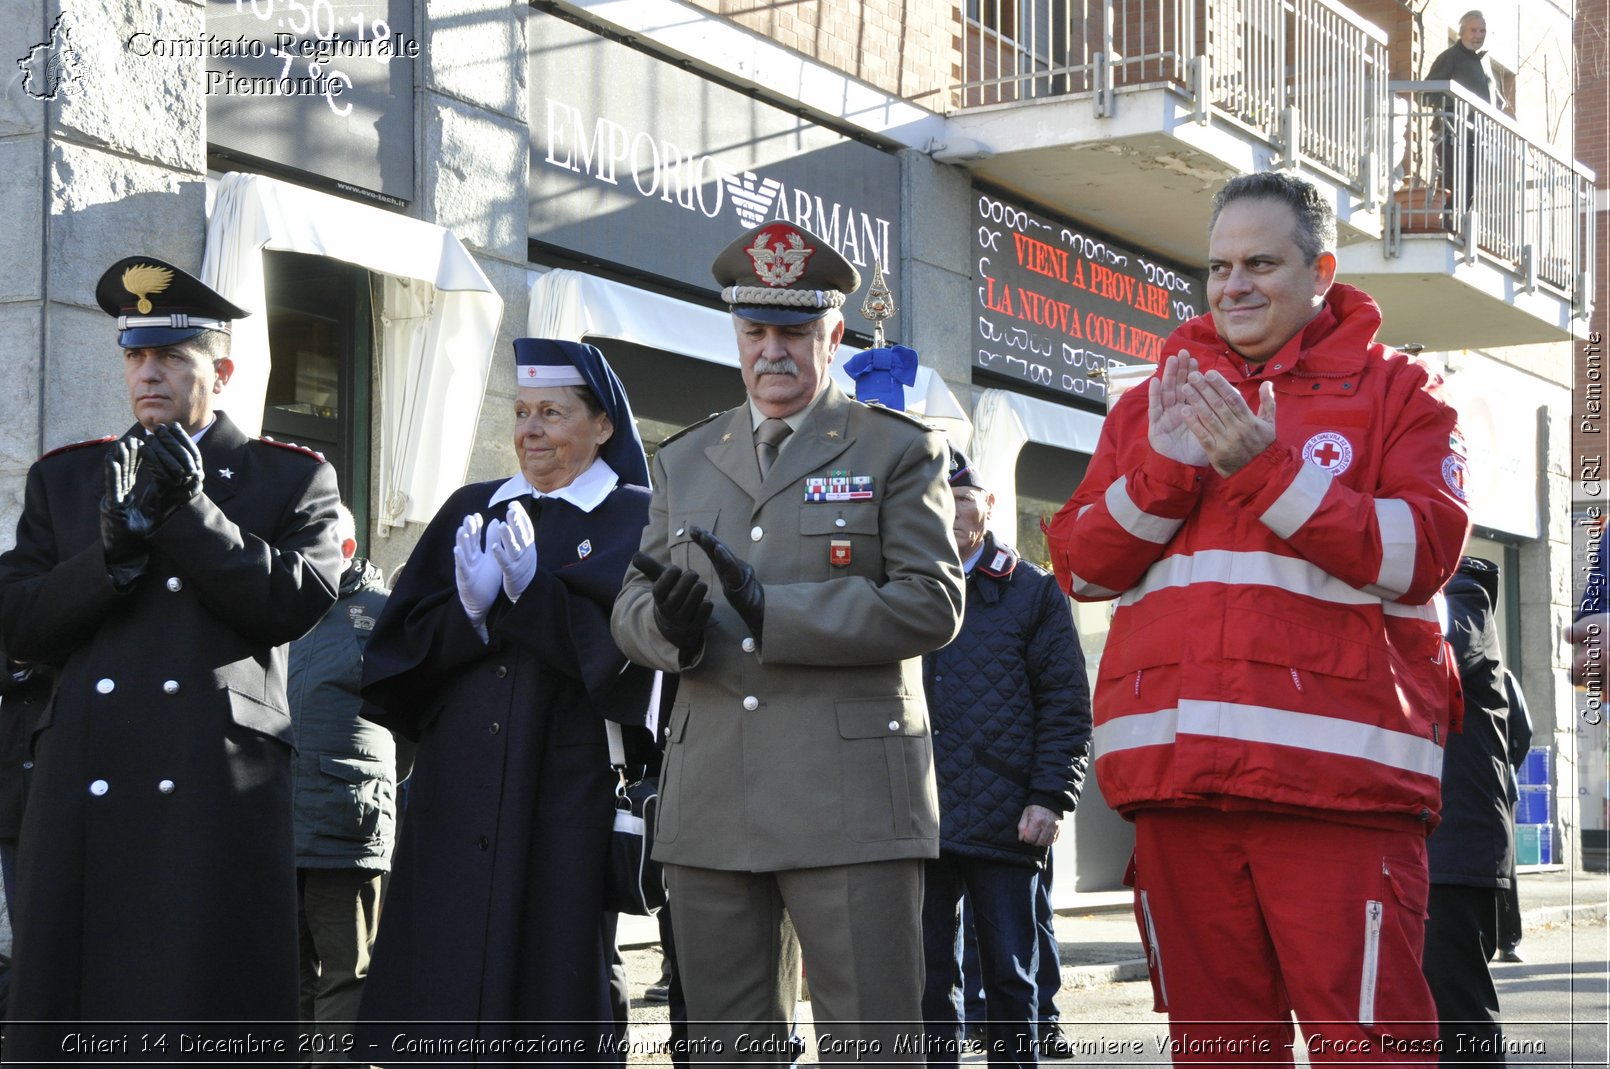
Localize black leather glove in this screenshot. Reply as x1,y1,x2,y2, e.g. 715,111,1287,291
633,553,713,663
689,527,765,648
99,438,152,590
143,422,205,522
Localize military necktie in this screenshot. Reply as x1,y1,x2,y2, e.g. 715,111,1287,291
755,418,793,479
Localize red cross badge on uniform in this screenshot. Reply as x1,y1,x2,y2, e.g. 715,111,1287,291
1442,455,1469,502
1301,431,1354,476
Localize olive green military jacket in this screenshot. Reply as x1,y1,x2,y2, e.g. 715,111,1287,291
611,382,964,871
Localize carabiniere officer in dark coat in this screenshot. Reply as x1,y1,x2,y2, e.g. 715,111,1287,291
0,257,343,1057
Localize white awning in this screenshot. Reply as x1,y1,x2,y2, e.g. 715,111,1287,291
528,268,971,428
999,390,1107,454
971,388,1106,548
202,173,503,529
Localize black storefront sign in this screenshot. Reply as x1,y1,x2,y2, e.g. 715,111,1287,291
204,0,416,205
529,12,901,338
973,189,1206,411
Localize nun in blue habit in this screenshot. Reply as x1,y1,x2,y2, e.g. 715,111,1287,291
358,339,655,1061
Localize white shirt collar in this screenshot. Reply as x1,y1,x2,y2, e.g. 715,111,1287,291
488,457,619,514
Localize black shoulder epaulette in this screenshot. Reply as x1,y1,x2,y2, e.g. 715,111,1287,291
859,400,933,430
657,412,724,450
40,435,117,460
259,435,327,463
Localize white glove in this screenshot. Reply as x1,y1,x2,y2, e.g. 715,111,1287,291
453,513,502,632
489,501,538,603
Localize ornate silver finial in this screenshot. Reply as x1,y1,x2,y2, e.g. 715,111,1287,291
859,261,895,349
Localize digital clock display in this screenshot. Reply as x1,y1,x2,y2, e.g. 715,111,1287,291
205,0,417,204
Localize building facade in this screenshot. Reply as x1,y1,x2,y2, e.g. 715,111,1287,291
1,0,1592,882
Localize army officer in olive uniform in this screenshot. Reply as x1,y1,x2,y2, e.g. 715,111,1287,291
0,257,342,1058
612,222,965,1064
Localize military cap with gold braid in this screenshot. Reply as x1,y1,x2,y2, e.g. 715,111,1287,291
95,256,250,349
711,222,861,326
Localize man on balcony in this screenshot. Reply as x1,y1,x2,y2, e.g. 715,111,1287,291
1047,172,1470,1063
1427,11,1495,105
1427,11,1501,208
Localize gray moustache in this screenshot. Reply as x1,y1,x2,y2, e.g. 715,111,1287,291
752,358,799,376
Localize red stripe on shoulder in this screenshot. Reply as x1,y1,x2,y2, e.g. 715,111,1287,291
259,436,327,462
40,435,117,460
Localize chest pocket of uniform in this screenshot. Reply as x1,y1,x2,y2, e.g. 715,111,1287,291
800,502,880,581
669,511,721,572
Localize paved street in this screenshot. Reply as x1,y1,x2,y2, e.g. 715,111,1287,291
619,880,1607,1067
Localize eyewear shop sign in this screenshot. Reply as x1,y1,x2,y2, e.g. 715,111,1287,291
973,192,1205,410
529,13,899,338
202,0,417,204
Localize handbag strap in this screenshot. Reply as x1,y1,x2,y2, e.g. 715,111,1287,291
605,670,665,769
606,719,626,767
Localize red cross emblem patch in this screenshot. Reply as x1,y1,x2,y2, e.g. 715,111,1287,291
1442,455,1468,502
1301,431,1354,475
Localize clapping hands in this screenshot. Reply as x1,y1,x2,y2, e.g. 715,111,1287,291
99,437,153,589
488,502,538,603
143,422,205,521
1148,352,1277,477
454,503,541,634
453,513,502,630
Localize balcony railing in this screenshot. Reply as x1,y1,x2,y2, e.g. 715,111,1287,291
1389,80,1595,305
953,0,1390,196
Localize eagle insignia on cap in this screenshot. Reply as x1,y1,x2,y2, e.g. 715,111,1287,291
747,228,812,288
121,264,174,315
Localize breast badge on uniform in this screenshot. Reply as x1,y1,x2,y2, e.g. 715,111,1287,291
578,539,593,560
829,539,852,567
804,471,874,502
1301,431,1354,476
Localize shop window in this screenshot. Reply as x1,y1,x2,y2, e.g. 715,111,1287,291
1014,442,1088,570
1014,441,1108,664
262,251,374,545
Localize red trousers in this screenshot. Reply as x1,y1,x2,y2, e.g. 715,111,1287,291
1132,808,1439,1065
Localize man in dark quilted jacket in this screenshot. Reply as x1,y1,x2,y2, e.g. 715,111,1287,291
918,447,1092,1069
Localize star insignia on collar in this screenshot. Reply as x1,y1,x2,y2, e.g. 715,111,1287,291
721,432,733,443
217,467,234,480
826,431,840,439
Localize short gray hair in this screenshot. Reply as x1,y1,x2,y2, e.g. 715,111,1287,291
1209,172,1337,265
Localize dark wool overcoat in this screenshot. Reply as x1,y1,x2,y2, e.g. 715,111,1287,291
0,412,341,1057
357,477,654,1063
1431,557,1515,886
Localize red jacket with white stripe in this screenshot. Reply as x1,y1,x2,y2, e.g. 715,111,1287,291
1047,284,1470,829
